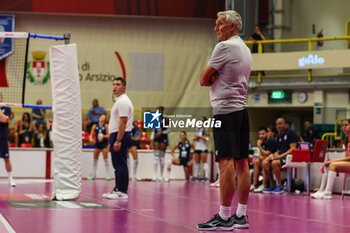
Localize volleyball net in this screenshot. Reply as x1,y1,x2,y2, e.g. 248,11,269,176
0,32,70,109
0,31,82,200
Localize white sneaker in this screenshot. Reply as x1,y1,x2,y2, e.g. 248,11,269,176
164,178,170,182
158,176,163,182
135,177,141,181
9,180,16,187
321,192,333,199
250,184,256,192
106,191,128,199
102,189,117,198
311,190,332,199
253,185,265,193
210,180,220,187
311,190,324,199
152,176,157,182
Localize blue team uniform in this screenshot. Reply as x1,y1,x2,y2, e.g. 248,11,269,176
277,128,299,165
178,140,191,167
261,137,277,153
154,116,168,144
130,123,141,149
95,123,108,149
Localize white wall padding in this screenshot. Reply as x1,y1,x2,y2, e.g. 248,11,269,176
50,44,82,200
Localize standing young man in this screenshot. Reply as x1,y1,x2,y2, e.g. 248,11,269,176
197,10,252,231
0,93,16,187
103,77,133,199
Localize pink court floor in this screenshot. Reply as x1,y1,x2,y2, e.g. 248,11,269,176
0,179,349,233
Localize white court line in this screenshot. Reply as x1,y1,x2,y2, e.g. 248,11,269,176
0,214,16,233
0,179,53,184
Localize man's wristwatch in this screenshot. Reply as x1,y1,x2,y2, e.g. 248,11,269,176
116,139,122,143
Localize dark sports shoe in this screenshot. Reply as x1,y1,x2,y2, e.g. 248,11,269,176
231,213,249,229
197,214,234,231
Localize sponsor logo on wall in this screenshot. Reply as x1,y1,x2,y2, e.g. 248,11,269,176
298,54,325,67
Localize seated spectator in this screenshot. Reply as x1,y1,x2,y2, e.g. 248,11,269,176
300,120,318,146
311,119,350,199
33,123,51,148
341,119,349,149
8,125,17,146
31,100,46,125
251,127,277,193
333,138,343,148
266,117,299,194
267,125,277,139
18,112,35,146
8,112,18,146
285,121,292,129
83,99,106,132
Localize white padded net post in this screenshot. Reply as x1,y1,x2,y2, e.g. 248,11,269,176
50,44,82,200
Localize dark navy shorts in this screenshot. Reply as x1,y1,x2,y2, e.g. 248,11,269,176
154,134,168,144
194,149,208,154
0,140,9,159
180,157,190,167
95,141,108,149
129,140,140,149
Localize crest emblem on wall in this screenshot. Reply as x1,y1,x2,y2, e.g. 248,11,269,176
26,51,50,85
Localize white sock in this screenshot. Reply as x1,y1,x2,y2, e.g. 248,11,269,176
236,203,247,217
93,159,98,177
8,172,13,180
219,205,231,221
320,170,328,191
159,155,165,177
215,162,220,181
104,159,109,174
166,160,172,178
325,171,337,193
153,157,159,177
203,163,209,179
133,160,138,178
127,158,130,170
195,163,200,178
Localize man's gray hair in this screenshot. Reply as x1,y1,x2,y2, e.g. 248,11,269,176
217,10,242,31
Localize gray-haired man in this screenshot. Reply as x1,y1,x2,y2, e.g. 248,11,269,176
197,10,252,231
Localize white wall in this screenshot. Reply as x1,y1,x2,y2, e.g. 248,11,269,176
13,13,216,110
0,148,213,181
280,0,349,51
248,90,315,107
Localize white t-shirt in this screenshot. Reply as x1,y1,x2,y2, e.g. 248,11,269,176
208,35,252,115
108,94,134,134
